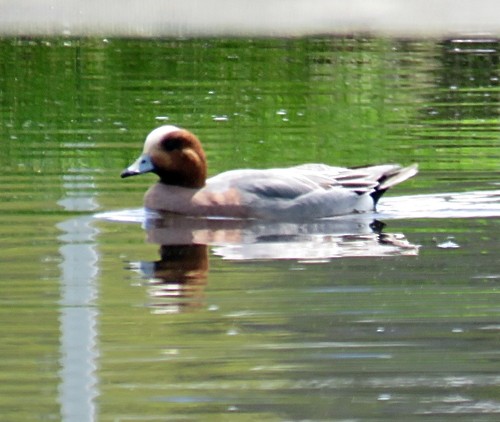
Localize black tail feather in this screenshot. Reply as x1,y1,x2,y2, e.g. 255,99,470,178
370,164,418,206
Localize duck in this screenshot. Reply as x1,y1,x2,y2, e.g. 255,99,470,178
121,125,418,220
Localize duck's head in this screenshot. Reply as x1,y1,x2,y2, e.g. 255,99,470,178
121,125,207,188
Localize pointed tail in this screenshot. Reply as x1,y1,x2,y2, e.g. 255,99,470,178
371,164,418,205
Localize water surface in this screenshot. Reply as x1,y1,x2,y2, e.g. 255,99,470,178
0,37,499,421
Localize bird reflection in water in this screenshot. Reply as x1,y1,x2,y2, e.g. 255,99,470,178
128,243,208,314
125,213,419,313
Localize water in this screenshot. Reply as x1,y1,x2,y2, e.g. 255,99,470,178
0,37,499,421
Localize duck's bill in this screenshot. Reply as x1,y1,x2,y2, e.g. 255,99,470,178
121,154,155,178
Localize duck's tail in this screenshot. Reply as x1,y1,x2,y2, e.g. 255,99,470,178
370,164,418,205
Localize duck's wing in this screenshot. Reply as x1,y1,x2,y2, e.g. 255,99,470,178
276,164,410,195
207,164,417,201
205,164,417,220
206,165,373,199
292,163,418,196
208,168,324,199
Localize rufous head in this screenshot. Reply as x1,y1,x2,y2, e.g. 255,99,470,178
121,125,207,188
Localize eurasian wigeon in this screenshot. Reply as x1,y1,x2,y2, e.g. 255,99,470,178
121,125,418,220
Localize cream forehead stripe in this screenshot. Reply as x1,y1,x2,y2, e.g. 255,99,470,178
142,125,181,153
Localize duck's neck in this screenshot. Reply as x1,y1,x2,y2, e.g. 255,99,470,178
158,168,206,188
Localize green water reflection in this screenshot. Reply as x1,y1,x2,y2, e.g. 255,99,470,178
0,37,499,421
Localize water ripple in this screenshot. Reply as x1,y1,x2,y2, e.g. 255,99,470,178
379,189,500,219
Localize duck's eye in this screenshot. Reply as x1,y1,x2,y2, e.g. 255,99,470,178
163,138,183,152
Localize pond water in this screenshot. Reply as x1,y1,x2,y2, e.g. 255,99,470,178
0,37,499,421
